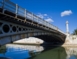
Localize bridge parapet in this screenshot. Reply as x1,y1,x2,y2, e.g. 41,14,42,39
0,0,65,35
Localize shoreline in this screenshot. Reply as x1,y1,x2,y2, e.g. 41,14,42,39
62,44,77,47
12,43,41,45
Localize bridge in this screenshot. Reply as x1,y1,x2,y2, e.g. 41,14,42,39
0,0,66,46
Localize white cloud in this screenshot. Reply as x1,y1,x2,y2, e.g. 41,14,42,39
37,13,44,18
61,10,72,17
37,13,54,23
44,14,48,16
45,17,54,23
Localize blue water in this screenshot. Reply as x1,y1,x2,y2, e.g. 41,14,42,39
0,44,77,59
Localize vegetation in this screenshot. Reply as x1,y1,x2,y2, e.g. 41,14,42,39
73,29,77,35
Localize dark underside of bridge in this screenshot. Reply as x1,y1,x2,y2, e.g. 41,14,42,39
34,35,66,46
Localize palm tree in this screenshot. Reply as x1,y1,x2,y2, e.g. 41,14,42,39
73,29,77,35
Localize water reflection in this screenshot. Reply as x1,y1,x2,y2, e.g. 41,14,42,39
30,47,67,59
0,45,6,54
64,46,77,59
0,44,44,59
6,44,44,53
31,46,77,59
0,44,77,59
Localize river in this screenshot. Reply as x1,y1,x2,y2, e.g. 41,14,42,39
0,44,77,59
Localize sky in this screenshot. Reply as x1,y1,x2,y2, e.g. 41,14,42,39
10,0,77,34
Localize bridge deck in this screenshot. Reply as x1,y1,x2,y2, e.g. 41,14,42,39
0,0,65,34
0,7,62,35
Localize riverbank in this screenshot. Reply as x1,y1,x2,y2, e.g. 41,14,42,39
62,44,77,47
62,35,77,47
13,42,43,45
13,37,44,45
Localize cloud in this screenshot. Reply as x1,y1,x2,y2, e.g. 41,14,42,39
61,10,72,17
37,13,44,18
45,17,54,23
37,13,54,23
44,14,48,16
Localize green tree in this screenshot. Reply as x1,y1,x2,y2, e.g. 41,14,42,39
73,29,77,35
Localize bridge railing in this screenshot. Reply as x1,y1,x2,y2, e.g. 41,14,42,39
4,0,16,14
17,6,25,18
0,0,2,8
0,0,65,34
26,10,33,21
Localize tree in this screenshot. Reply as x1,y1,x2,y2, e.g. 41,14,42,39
73,29,77,35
